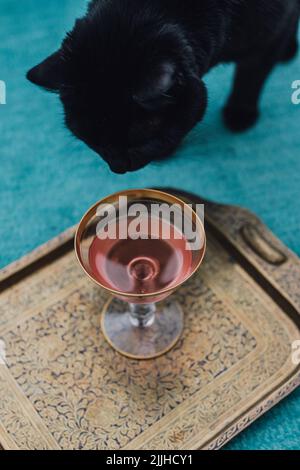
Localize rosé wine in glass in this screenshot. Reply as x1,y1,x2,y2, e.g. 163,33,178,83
89,216,193,302
75,189,206,359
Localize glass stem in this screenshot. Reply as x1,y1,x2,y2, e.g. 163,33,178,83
129,303,156,328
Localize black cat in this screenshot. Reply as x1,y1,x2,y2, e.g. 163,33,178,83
27,0,300,174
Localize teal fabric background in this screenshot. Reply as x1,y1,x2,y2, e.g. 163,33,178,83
0,0,299,449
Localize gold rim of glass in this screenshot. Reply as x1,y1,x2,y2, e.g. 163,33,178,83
75,188,206,299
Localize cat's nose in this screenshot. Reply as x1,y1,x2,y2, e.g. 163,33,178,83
108,157,131,174
109,163,128,174
96,148,130,174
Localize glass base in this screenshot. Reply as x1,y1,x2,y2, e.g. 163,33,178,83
101,298,184,360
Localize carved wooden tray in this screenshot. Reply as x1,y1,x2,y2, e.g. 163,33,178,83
0,189,299,450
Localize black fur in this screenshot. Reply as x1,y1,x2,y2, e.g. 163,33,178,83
27,0,300,173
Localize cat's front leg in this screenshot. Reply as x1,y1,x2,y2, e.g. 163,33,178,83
223,58,263,133
223,30,295,133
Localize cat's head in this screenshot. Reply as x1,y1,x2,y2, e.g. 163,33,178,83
27,11,207,174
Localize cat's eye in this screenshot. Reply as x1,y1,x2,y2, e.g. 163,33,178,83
148,117,161,128
98,117,108,127
133,94,174,112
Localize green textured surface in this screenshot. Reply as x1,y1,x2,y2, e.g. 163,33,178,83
0,0,299,450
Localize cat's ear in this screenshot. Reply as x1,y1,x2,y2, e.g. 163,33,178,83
26,50,66,92
134,62,178,110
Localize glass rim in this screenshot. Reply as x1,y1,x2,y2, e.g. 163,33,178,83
74,188,207,299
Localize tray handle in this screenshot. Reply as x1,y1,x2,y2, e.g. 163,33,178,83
240,223,288,266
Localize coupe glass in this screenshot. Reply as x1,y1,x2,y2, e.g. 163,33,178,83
75,189,206,359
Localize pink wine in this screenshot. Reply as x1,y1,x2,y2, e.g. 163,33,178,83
89,217,193,296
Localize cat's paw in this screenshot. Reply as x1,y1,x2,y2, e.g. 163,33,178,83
223,105,259,132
